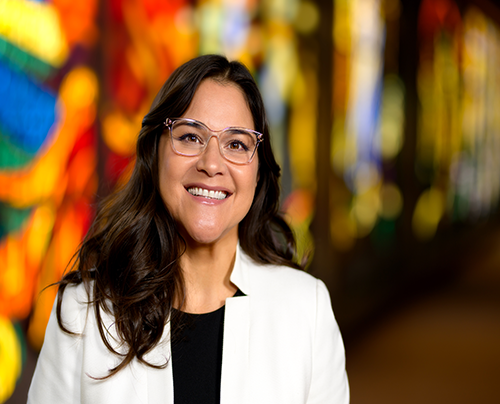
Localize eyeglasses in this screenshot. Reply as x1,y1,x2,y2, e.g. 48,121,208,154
164,118,263,165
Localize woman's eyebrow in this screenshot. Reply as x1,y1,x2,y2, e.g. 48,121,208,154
181,120,206,131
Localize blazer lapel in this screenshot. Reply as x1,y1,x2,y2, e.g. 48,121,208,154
145,321,174,404
220,294,250,404
220,244,252,403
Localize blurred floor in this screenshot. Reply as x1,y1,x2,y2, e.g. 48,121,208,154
345,228,500,404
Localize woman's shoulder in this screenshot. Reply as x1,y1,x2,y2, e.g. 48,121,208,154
239,251,327,304
253,261,318,287
56,282,93,333
59,282,91,308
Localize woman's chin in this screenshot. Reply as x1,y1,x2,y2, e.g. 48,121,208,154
181,226,238,248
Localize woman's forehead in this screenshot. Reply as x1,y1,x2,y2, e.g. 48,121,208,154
181,79,254,131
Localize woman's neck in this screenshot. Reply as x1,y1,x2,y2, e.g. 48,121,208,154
178,236,238,314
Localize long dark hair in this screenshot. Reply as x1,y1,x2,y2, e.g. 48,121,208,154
57,54,302,378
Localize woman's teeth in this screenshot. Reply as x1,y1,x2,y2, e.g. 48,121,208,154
187,187,228,200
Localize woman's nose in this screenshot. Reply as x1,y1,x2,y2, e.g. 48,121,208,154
196,136,226,176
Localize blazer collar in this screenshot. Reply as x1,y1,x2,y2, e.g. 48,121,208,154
221,243,252,404
229,243,251,296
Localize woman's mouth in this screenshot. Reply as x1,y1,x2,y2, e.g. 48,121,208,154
187,187,229,200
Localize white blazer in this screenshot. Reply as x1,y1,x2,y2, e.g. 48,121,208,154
28,245,349,403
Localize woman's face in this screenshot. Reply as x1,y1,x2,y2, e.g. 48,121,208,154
158,79,259,247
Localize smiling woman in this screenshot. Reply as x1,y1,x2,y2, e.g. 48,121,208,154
27,55,349,404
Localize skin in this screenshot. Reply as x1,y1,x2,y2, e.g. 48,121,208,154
158,79,259,313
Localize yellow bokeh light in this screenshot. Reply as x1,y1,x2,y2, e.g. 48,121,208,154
59,67,99,112
26,204,57,271
0,0,69,67
294,1,319,34
0,316,22,403
379,74,405,160
2,235,24,299
351,185,381,237
379,182,403,219
102,111,140,156
412,187,444,241
289,67,317,190
267,32,299,102
333,0,351,54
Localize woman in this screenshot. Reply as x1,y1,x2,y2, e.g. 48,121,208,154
28,55,349,404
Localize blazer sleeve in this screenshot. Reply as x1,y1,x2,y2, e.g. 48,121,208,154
27,285,87,404
307,279,350,404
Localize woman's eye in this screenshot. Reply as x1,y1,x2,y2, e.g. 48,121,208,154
179,133,202,143
227,140,249,151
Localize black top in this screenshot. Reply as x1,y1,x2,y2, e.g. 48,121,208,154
171,290,244,404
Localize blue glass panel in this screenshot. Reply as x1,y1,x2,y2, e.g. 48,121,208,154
0,60,57,154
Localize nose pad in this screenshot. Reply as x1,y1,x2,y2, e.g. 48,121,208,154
204,135,223,158
196,136,226,175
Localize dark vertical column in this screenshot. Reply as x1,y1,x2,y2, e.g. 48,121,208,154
398,0,421,248
309,0,336,289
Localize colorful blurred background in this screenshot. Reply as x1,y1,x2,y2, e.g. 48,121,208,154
1,0,499,403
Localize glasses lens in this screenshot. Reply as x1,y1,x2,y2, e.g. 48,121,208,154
171,120,208,155
219,129,258,164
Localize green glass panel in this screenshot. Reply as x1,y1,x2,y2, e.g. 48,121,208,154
0,128,35,169
0,36,54,81
0,203,32,238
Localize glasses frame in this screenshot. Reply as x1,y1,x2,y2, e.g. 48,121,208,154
164,118,263,165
